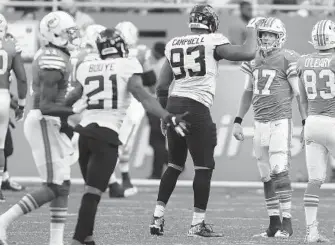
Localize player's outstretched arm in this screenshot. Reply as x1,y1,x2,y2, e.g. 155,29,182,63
39,70,80,117
156,58,174,108
128,74,189,137
289,76,307,121
12,53,27,104
215,27,257,61
297,77,308,121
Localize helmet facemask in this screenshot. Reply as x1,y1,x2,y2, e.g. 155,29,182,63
258,29,285,52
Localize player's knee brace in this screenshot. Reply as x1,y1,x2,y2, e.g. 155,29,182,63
167,163,184,172
257,161,271,182
271,171,291,192
193,169,213,211
46,180,71,197
84,185,103,197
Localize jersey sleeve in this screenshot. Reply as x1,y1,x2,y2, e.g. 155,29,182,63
284,49,300,79
210,33,230,46
6,33,22,54
240,61,253,76
38,49,67,72
329,54,335,74
164,39,173,59
244,74,253,91
122,58,143,81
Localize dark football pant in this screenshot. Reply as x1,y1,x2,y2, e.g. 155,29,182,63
147,112,168,178
166,97,217,169
4,127,13,173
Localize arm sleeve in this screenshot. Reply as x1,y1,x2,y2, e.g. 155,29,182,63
240,61,253,76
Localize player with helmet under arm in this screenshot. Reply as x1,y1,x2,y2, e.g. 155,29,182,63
150,4,261,237
233,17,307,238
296,20,335,243
107,21,157,198
0,11,86,245
66,28,189,244
0,14,27,202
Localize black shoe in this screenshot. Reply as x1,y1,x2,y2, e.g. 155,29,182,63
187,221,223,237
253,215,282,238
2,179,25,191
150,216,165,236
108,182,125,198
281,217,293,237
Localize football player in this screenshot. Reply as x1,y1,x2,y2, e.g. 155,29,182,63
107,21,156,198
233,17,307,238
296,19,335,243
67,28,189,244
0,14,27,201
0,11,86,245
150,4,261,237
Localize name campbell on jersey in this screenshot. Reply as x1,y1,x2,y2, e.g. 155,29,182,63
76,57,143,133
165,33,230,108
241,49,299,122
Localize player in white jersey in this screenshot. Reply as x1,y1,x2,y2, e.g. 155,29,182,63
150,4,262,237
67,28,190,244
297,20,335,243
107,21,157,198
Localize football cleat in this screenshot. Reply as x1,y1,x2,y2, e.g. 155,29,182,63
149,216,165,236
253,216,281,238
108,182,125,198
1,179,25,192
280,217,293,237
305,221,329,243
187,221,223,237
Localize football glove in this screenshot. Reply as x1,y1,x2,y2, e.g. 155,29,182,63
15,106,24,121
163,112,190,137
246,17,266,29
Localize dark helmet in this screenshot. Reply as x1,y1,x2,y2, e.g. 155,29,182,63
96,28,128,59
189,4,219,33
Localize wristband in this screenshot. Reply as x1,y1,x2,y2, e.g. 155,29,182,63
18,98,26,107
234,117,243,124
302,119,306,126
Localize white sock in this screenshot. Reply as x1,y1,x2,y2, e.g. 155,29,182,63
118,161,129,173
153,205,165,218
109,172,117,184
0,204,24,228
192,212,205,226
2,171,9,182
50,223,64,245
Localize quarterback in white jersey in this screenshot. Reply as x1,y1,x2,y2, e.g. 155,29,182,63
150,4,261,238
69,28,190,245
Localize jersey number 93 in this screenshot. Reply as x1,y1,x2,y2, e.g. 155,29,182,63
170,45,206,80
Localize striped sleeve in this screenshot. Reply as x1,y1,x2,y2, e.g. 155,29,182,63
286,60,297,78
244,74,253,91
284,49,300,78
240,62,252,76
38,55,66,71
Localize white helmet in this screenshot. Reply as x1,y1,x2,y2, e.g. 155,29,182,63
310,20,335,50
115,21,138,47
81,24,106,51
257,17,287,52
39,11,79,48
0,14,8,40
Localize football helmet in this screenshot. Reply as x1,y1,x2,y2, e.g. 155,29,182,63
189,4,219,33
310,20,335,50
115,21,138,47
257,17,286,52
39,11,79,48
0,14,7,40
81,24,106,51
96,28,128,59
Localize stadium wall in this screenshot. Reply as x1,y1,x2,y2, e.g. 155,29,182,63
10,65,332,182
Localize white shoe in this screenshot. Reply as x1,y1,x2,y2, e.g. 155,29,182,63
124,186,138,197
305,221,329,243
274,230,290,239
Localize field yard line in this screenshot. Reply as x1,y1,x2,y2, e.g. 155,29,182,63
10,176,335,190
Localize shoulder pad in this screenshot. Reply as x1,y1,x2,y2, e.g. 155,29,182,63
38,47,67,71
283,49,300,62
209,33,230,46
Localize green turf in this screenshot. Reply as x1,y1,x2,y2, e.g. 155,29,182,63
0,185,335,245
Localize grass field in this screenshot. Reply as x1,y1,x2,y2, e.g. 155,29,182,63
1,184,335,245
